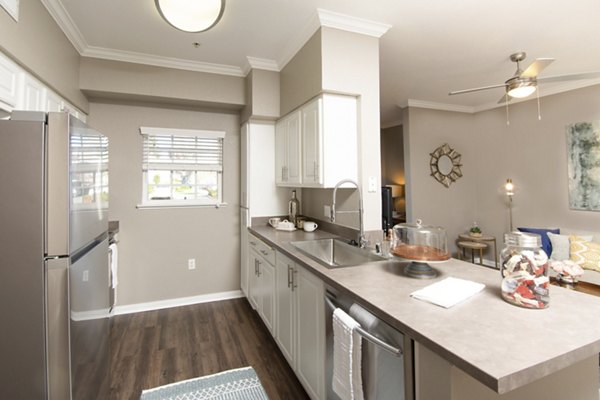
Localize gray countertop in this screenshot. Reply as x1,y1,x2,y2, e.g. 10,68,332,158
249,225,600,394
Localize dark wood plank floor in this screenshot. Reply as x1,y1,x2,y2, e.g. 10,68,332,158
108,298,309,400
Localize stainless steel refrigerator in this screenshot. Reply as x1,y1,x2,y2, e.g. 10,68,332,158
0,111,110,399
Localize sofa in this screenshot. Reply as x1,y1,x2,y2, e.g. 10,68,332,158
518,227,600,285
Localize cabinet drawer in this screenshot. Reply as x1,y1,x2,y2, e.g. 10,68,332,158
248,233,275,265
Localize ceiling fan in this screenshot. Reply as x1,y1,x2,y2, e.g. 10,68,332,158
449,52,600,103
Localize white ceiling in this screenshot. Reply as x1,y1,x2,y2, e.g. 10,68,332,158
46,0,600,125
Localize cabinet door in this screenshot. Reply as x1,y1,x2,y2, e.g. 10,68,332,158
240,214,249,296
248,251,261,310
275,118,286,184
0,52,19,108
46,90,63,113
286,111,302,185
19,75,45,111
296,266,325,400
275,252,296,366
259,260,276,334
302,98,322,185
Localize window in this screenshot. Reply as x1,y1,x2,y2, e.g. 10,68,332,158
140,127,225,207
70,131,109,210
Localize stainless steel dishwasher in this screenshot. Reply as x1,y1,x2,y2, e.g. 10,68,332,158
325,285,414,400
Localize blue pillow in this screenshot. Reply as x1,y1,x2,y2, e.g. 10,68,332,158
517,227,560,256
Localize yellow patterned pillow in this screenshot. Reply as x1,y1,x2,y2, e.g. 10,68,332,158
570,236,600,272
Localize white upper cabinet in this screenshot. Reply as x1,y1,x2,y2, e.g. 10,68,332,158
0,50,86,121
19,74,45,111
275,110,302,186
0,52,19,110
45,90,63,113
301,98,321,185
276,93,358,188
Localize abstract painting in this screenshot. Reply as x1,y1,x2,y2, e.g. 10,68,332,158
567,121,600,211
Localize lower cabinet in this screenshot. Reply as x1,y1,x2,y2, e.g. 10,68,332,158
275,251,325,400
248,246,275,334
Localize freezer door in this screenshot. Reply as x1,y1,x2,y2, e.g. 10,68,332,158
61,113,109,253
70,238,110,400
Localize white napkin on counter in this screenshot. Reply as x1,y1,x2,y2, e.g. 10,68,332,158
410,277,485,308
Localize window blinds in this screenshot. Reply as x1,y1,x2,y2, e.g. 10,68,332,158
140,127,225,172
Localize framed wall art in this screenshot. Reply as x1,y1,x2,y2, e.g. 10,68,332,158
430,143,462,188
567,121,600,211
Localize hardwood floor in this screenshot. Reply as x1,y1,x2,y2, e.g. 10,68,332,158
108,298,309,400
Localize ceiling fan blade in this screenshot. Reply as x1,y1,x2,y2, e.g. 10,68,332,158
497,93,513,104
537,71,600,83
448,83,506,96
520,58,554,78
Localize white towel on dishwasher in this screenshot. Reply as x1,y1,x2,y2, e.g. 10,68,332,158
109,243,118,289
332,307,364,400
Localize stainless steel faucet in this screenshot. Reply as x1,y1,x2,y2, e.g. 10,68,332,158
331,179,367,248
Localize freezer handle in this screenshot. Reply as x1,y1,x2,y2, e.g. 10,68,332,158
325,292,403,357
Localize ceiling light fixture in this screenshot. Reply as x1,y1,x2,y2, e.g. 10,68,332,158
155,0,225,33
506,78,537,98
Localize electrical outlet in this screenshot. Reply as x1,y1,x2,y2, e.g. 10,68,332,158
188,258,196,270
324,205,331,218
82,270,89,282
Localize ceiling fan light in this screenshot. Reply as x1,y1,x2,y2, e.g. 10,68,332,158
507,83,536,98
155,0,225,33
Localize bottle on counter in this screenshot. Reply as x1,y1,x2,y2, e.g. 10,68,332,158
288,190,300,227
500,232,549,309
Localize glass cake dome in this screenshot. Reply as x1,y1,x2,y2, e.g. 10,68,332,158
391,219,450,278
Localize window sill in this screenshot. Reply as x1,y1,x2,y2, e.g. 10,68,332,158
136,202,228,210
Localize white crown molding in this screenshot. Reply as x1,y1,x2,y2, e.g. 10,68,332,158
42,0,245,77
277,11,321,70
277,9,392,70
112,290,245,316
317,8,392,38
40,0,87,53
400,99,476,114
42,2,393,79
0,0,19,21
244,56,280,76
82,46,245,77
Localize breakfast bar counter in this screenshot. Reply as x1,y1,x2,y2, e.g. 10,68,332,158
249,225,600,399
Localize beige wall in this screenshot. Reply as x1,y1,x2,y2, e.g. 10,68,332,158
404,84,600,258
241,69,280,123
381,124,405,185
80,58,245,110
0,0,87,111
88,102,241,306
404,107,479,254
280,29,322,116
293,28,384,235
473,84,600,246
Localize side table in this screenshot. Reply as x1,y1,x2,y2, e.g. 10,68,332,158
458,233,498,268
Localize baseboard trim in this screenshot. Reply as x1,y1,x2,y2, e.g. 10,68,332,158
112,290,245,316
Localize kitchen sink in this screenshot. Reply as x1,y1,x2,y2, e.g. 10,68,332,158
290,238,387,268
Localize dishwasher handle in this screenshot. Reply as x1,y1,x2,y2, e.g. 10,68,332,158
325,293,403,357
